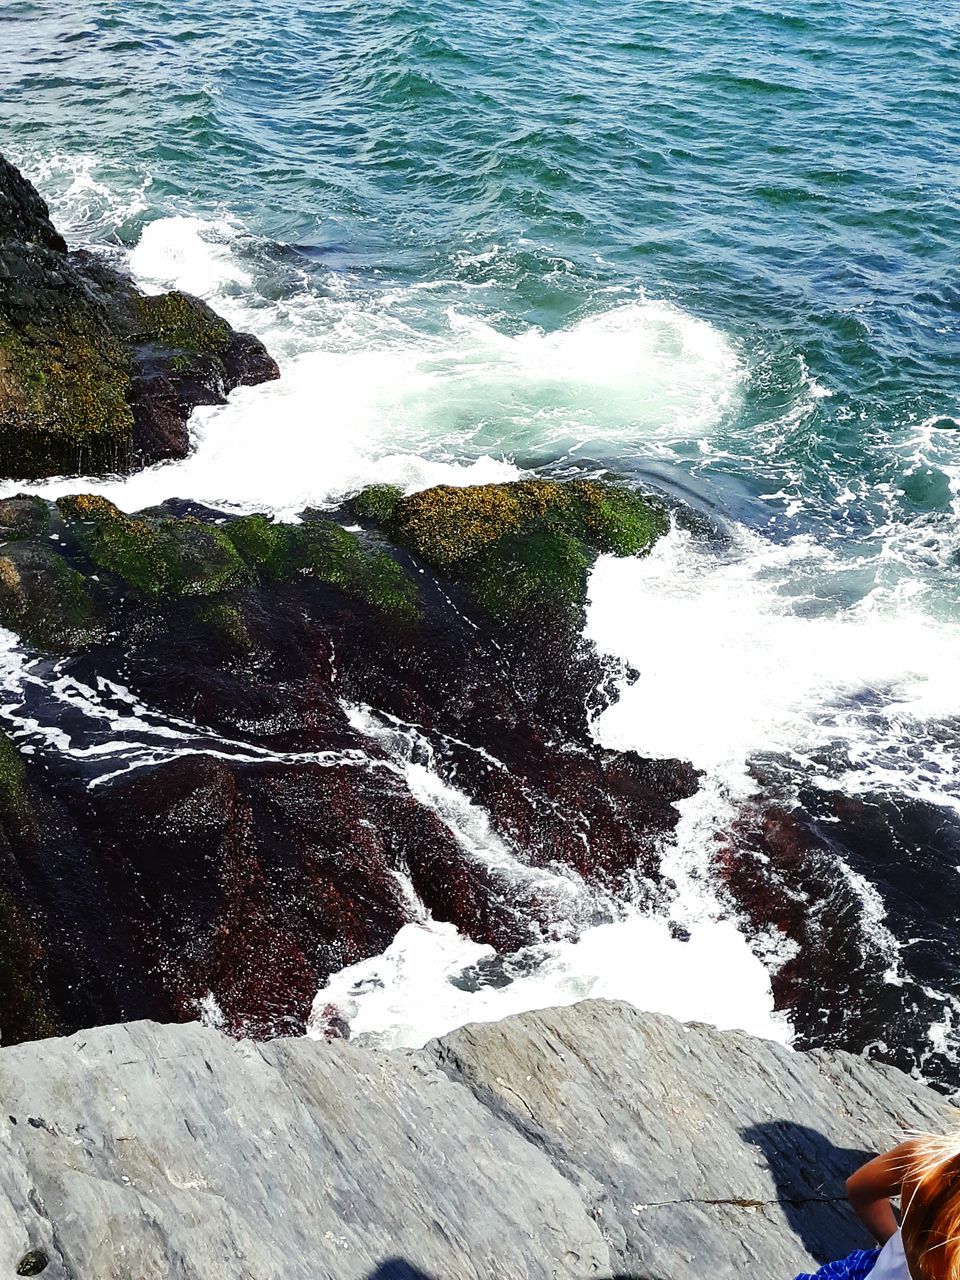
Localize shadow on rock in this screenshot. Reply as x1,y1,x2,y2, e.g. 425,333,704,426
742,1121,876,1264
367,1263,437,1280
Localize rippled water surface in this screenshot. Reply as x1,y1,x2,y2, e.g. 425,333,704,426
2,0,959,1074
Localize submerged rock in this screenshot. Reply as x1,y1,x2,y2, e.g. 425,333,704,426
0,1000,949,1279
0,153,278,480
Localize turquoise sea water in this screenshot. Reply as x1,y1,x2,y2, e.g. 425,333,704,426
2,0,959,1069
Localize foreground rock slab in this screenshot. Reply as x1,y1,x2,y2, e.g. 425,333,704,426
0,1001,948,1279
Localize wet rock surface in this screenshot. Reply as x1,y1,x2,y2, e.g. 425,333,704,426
0,1000,949,1280
717,780,960,1091
0,153,278,480
0,482,693,1043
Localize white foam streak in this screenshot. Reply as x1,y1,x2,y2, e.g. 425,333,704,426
309,703,790,1049
344,702,597,924
0,629,385,786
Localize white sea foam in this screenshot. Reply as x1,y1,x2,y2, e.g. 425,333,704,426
308,914,790,1049
130,215,254,297
0,215,744,516
584,521,960,1068
585,523,960,810
9,149,152,245
305,702,790,1049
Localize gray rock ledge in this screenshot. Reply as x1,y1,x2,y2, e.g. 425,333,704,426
0,1000,949,1279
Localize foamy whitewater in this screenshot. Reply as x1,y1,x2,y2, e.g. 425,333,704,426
4,0,960,1074
2,203,958,1059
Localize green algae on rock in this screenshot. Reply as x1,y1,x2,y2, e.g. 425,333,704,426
0,496,420,656
58,495,251,600
351,483,404,526
0,496,50,538
353,478,667,621
0,279,136,479
135,291,232,357
225,513,420,622
0,542,102,653
0,153,278,481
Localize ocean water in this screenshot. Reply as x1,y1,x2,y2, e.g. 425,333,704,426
2,0,959,1072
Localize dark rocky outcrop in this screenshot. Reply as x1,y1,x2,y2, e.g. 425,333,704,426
0,1001,950,1279
0,153,278,480
716,781,960,1091
0,481,696,1043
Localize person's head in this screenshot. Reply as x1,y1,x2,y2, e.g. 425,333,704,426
902,1132,960,1280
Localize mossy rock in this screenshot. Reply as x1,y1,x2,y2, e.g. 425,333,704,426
0,541,102,652
0,154,279,481
223,514,291,579
135,292,231,357
226,513,419,623
358,479,667,622
0,495,50,537
468,528,594,620
0,496,419,652
0,307,134,480
352,484,403,525
58,495,251,599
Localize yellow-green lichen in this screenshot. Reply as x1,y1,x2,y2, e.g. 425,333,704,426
58,495,250,599
0,309,133,479
375,479,668,621
389,480,667,568
391,480,567,568
136,292,231,356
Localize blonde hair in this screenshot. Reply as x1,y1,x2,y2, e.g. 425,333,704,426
902,1132,960,1280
